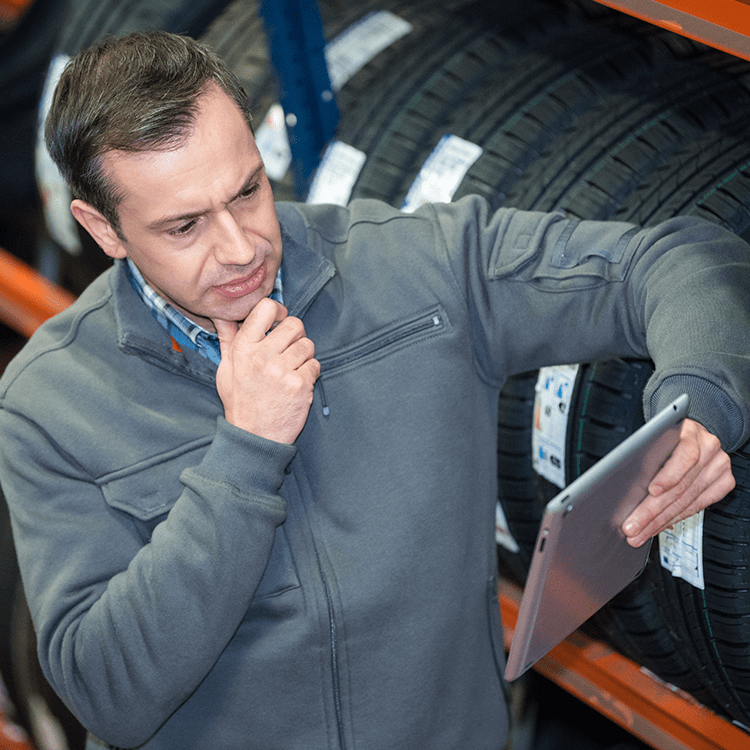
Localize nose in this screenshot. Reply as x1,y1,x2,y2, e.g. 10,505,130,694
212,209,257,267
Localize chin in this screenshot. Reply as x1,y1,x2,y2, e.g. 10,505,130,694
227,294,269,323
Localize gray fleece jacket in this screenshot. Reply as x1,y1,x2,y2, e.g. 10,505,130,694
1,197,749,749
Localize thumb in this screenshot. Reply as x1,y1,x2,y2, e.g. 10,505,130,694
212,318,239,357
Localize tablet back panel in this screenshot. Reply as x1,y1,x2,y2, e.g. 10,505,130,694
504,393,689,681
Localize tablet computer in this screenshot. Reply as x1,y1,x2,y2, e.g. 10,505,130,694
504,392,689,681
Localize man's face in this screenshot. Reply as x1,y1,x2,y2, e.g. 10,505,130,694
96,86,282,332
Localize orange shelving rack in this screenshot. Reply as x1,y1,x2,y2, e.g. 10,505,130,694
594,0,750,61
500,579,750,750
0,247,75,338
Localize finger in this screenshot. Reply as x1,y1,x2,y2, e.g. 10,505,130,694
236,298,288,343
624,467,705,546
647,421,703,497
212,318,240,358
626,480,731,548
297,356,321,385
624,448,734,547
648,452,734,530
279,334,316,369
263,315,310,354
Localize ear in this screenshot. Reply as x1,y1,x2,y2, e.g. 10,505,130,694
70,199,128,259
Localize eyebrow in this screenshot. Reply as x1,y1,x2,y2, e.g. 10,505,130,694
146,165,264,232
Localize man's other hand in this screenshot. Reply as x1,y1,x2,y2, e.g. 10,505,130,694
622,418,735,547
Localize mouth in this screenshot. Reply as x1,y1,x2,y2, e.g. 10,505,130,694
213,263,266,299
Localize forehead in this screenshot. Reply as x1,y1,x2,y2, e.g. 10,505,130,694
103,88,259,221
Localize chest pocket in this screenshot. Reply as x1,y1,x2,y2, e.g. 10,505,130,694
99,438,211,529
318,305,449,378
99,439,300,601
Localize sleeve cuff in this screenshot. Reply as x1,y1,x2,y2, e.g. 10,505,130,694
646,373,745,452
192,417,297,497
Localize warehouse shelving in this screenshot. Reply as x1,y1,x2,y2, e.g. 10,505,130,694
500,579,750,750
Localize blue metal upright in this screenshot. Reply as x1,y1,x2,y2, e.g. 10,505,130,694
259,0,339,198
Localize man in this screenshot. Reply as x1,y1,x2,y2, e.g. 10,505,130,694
0,30,746,750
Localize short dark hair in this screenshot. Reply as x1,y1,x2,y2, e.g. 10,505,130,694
45,30,252,238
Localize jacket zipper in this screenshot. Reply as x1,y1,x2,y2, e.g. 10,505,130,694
319,309,445,376
315,310,444,417
314,546,346,749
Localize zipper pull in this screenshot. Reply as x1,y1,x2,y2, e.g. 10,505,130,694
317,378,330,417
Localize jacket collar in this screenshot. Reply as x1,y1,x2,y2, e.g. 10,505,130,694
110,207,336,382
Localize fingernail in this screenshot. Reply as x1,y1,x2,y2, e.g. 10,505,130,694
623,520,638,536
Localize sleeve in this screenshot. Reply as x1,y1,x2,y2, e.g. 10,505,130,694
0,410,294,748
429,195,750,452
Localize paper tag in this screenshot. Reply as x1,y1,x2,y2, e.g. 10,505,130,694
531,365,579,489
326,10,412,92
35,54,81,255
401,135,483,213
496,502,520,553
306,140,366,205
659,511,705,589
255,103,293,182
256,11,412,181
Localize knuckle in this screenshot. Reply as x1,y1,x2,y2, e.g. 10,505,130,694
286,314,304,331
721,463,736,493
683,439,702,466
705,431,722,454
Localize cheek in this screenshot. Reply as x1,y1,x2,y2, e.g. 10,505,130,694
147,252,213,303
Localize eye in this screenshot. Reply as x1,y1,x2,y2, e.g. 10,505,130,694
236,183,259,201
169,219,198,237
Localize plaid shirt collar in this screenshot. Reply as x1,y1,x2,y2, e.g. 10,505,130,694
125,258,284,365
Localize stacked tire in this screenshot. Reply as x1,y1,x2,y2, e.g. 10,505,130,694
304,0,750,729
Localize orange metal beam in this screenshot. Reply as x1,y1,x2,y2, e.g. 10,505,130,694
500,580,750,750
0,0,33,25
594,0,750,61
0,247,75,338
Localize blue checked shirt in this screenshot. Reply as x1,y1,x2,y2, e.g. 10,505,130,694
125,258,284,365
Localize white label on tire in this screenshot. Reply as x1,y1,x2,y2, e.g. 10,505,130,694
496,502,520,553
325,11,412,92
256,11,412,181
255,103,292,181
401,135,483,213
35,54,82,255
532,365,579,489
306,141,366,205
659,510,705,589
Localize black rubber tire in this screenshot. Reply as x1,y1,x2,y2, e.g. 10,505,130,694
342,0,572,207
617,132,750,240
469,3,750,722
496,370,549,585
611,136,750,725
0,493,22,722
495,361,723,709
1,489,88,749
501,49,750,216
645,446,750,726
10,586,88,750
494,133,750,726
0,0,69,209
561,362,724,711
54,0,232,54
